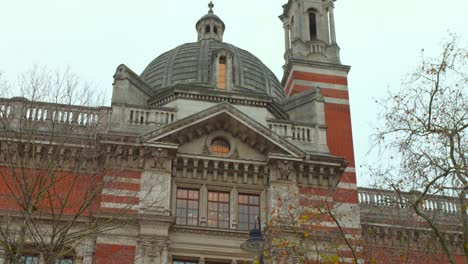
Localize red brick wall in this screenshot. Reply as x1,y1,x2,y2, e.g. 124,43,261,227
94,244,136,264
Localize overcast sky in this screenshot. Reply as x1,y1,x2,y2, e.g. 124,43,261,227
1,0,467,185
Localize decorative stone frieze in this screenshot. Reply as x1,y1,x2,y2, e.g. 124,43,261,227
139,238,170,264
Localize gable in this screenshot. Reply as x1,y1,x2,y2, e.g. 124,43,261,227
141,102,305,159
177,132,267,161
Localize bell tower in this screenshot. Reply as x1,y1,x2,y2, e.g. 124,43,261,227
280,0,340,64
280,0,355,179
279,1,360,260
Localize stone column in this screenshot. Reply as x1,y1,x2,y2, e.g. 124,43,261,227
329,5,337,44
284,24,290,52
230,187,238,229
161,247,169,264
323,7,330,44
226,55,233,91
171,182,177,216
200,184,208,227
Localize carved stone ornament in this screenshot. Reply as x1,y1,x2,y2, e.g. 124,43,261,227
152,148,168,170
140,239,166,259
278,160,292,181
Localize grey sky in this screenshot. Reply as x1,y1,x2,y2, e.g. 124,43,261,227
1,0,467,185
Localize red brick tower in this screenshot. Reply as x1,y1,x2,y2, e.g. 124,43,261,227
279,1,360,262
280,0,355,190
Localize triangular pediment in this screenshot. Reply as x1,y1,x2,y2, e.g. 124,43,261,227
141,102,305,159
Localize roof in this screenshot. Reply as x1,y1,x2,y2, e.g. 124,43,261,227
140,40,286,101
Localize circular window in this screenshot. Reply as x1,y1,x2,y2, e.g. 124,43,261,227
210,138,230,156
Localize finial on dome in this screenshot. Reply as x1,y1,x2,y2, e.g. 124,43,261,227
196,0,225,42
208,1,214,13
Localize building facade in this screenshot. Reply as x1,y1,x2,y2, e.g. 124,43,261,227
0,1,464,264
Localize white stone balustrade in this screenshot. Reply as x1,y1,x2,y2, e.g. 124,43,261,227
128,108,177,126
268,120,314,143
0,97,110,127
309,40,326,55
358,188,461,214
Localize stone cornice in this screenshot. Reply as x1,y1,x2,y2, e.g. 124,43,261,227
147,85,289,120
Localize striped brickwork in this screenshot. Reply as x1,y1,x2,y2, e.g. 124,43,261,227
284,64,361,263
99,171,142,213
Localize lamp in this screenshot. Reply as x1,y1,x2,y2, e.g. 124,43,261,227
240,217,265,264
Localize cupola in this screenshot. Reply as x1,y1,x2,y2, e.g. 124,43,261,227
196,1,225,42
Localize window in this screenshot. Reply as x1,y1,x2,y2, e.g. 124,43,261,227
20,256,39,264
309,12,317,40
176,189,199,226
217,56,226,89
207,191,230,228
210,138,230,156
238,194,260,230
205,25,210,33
214,26,218,34
174,261,197,264
290,16,294,46
56,257,73,264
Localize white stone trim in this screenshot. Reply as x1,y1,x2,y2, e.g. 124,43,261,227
283,65,348,92
100,202,139,210
104,176,141,184
102,189,140,198
324,97,349,105
293,79,348,91
97,237,137,246
290,65,349,77
337,182,357,190
345,167,356,173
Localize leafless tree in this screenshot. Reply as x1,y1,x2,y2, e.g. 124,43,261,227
0,66,159,264
369,35,467,264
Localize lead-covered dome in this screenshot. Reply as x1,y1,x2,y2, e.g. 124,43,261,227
140,40,285,100
140,2,285,101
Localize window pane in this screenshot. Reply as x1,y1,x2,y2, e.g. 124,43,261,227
20,256,39,264
177,189,187,198
176,188,199,226
249,195,259,205
57,259,73,264
217,57,227,89
208,192,218,201
238,194,260,230
239,195,248,204
207,191,229,229
219,193,229,202
177,200,187,209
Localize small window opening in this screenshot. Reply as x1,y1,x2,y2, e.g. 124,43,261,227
217,56,227,89
290,16,294,44
309,12,317,40
211,137,230,156
214,26,218,34
205,25,211,33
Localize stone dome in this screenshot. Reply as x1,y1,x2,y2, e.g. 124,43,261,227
140,40,286,101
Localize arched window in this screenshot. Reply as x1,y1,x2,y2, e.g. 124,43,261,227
210,137,230,156
214,26,218,34
217,56,227,89
290,16,294,43
205,25,210,33
308,12,317,40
